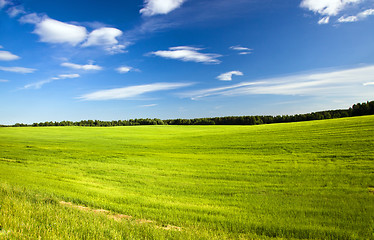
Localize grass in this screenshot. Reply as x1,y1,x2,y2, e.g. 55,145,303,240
0,116,373,239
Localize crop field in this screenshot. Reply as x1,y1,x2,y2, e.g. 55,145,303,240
0,116,373,239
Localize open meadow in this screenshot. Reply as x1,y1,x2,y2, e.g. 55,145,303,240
0,116,373,239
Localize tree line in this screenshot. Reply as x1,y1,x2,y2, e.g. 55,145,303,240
3,100,374,127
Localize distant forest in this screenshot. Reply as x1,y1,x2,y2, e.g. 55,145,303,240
3,101,374,127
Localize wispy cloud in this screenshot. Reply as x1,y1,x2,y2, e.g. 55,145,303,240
56,74,80,79
318,16,330,24
61,62,103,71
23,79,52,89
140,103,158,107
0,66,36,73
180,82,262,100
0,79,9,82
140,0,187,16
105,44,127,55
0,50,20,61
79,82,193,101
150,46,221,64
19,13,43,24
7,5,25,17
23,73,80,89
116,66,133,74
229,45,252,55
0,0,9,9
363,82,374,86
300,0,374,24
359,8,374,17
217,71,243,81
337,15,358,22
181,65,374,100
337,8,374,22
300,0,361,16
125,0,254,44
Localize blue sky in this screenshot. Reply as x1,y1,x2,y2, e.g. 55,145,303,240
0,0,374,124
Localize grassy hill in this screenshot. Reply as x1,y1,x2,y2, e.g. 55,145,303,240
0,116,373,239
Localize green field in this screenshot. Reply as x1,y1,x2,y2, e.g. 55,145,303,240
0,116,373,239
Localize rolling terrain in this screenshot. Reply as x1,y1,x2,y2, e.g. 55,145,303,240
0,116,373,239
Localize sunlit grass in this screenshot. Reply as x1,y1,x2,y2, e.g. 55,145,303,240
0,116,373,239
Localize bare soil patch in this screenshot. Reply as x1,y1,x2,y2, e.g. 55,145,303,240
59,201,181,231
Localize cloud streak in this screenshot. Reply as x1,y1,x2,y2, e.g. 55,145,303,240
229,45,252,55
181,65,374,100
141,103,158,107
23,73,80,89
61,62,103,71
116,66,133,74
338,8,374,22
363,82,374,86
0,50,20,61
79,82,193,101
150,46,221,64
0,66,36,73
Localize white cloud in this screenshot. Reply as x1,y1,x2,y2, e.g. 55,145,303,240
83,27,126,54
0,50,20,61
21,15,126,52
24,74,80,89
0,0,9,9
181,65,374,100
83,27,122,47
19,13,43,24
61,62,103,71
0,45,3,48
229,46,252,51
79,82,193,101
7,6,25,17
116,66,132,73
33,18,87,46
229,45,252,55
141,104,158,107
338,15,358,22
363,82,374,86
140,0,186,16
0,66,36,73
150,46,221,64
23,79,52,89
105,44,127,54
57,74,80,79
337,8,374,22
238,52,252,55
0,79,9,82
300,0,361,16
318,16,330,24
217,71,243,81
359,8,374,17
